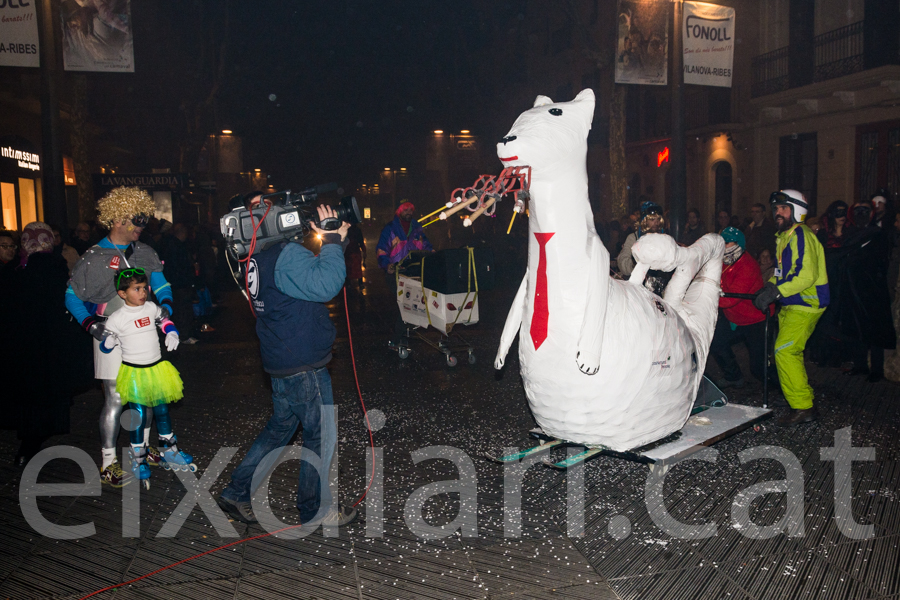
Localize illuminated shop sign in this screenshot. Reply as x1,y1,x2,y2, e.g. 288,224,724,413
657,147,670,167
1,145,40,171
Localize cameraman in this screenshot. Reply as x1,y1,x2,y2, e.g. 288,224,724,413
217,204,357,529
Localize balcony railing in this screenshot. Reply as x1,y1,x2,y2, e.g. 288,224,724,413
752,21,867,98
751,46,789,97
814,21,864,82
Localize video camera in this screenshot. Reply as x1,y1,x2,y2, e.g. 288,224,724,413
220,183,362,258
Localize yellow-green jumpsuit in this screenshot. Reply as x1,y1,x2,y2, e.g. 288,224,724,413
770,223,829,409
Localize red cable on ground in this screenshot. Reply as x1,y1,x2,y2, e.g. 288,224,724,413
344,286,377,507
79,281,375,600
79,523,308,599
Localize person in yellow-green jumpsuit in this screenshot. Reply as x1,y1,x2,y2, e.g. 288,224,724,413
753,189,829,426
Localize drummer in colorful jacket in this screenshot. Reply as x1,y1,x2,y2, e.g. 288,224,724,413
753,189,829,427
376,201,433,346
376,201,433,274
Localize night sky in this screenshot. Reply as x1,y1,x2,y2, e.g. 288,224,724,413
87,1,526,189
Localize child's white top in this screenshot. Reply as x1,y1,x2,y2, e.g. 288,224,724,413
104,302,163,365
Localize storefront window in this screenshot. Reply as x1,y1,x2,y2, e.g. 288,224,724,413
1,182,16,230
18,178,38,226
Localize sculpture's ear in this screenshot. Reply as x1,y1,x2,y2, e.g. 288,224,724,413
574,88,595,104
533,95,553,107
572,89,596,126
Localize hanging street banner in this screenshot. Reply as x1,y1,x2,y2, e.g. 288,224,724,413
62,0,134,72
683,1,735,87
0,0,39,68
615,0,669,85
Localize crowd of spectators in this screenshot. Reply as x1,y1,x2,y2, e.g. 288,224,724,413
593,190,900,389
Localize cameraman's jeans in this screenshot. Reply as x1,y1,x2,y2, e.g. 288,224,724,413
221,367,336,522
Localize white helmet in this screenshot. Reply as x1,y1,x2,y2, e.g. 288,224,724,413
769,189,808,223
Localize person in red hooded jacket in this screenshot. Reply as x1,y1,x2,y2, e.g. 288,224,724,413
708,227,775,388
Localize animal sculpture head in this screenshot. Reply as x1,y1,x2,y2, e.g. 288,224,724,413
496,89,595,175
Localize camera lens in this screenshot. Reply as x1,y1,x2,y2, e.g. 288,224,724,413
335,196,362,225
316,196,362,230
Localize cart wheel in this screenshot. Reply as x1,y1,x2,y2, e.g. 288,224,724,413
446,355,458,367
142,480,150,490
467,353,476,365
398,347,410,359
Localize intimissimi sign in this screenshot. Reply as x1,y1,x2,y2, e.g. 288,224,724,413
1,145,39,171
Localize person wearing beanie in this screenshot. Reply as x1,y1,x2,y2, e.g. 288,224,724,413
376,201,434,346
376,202,433,272
708,227,775,389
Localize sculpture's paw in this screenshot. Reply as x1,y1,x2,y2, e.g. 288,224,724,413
576,351,600,375
494,354,505,370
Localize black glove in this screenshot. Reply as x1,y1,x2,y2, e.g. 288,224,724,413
753,282,781,311
82,314,109,342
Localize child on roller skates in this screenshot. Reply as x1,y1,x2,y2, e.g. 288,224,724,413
99,268,195,486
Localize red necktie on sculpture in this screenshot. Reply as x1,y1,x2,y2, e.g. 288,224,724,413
530,232,555,350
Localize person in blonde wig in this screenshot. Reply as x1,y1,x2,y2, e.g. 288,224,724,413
65,187,175,487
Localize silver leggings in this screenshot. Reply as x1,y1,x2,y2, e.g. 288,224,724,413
100,380,152,449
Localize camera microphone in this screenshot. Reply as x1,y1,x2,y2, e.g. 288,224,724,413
296,182,338,196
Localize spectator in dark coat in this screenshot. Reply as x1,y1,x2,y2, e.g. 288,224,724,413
0,230,17,273
870,190,895,231
70,222,93,255
813,201,855,367
830,203,896,382
817,201,852,249
716,210,731,234
8,223,88,465
678,208,706,246
344,223,366,286
158,223,198,344
743,203,776,259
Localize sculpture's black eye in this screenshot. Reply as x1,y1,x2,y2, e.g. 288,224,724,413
549,108,563,116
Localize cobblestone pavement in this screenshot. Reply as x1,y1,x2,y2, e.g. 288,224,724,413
0,248,897,599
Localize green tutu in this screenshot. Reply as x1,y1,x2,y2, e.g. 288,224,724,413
117,360,184,407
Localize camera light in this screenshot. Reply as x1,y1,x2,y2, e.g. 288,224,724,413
433,130,443,134
221,129,232,134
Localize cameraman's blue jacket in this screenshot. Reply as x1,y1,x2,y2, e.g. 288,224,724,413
250,239,346,377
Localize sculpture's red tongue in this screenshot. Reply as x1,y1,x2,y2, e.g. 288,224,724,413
530,232,555,350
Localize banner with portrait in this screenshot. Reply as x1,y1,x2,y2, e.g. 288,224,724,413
615,0,669,85
61,0,134,72
683,1,735,87
0,1,39,67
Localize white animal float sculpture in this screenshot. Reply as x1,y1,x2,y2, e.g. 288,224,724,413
494,89,725,451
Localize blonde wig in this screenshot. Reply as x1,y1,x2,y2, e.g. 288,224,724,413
96,187,156,228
